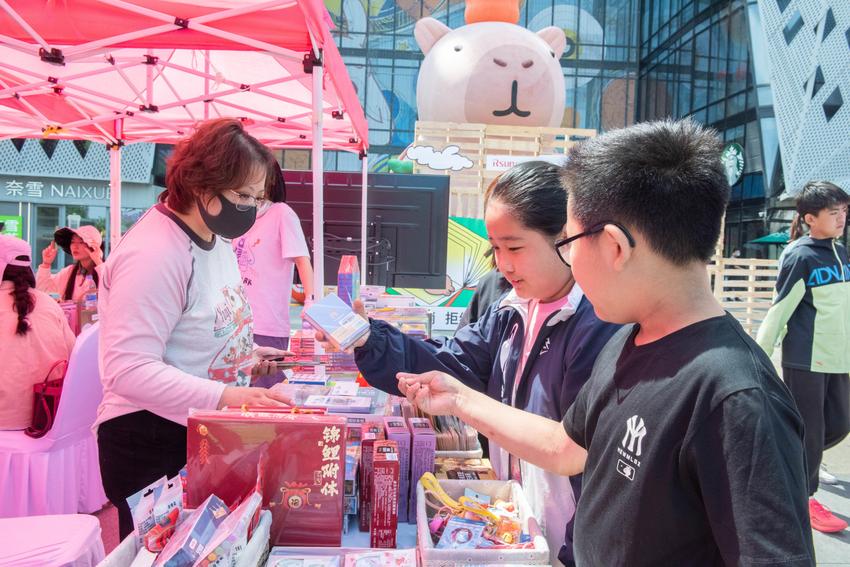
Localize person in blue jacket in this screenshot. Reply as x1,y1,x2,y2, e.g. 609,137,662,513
321,161,620,567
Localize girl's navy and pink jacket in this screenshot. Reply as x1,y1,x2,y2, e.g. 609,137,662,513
354,285,620,566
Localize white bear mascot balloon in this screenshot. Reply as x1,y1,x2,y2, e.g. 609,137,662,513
415,0,566,127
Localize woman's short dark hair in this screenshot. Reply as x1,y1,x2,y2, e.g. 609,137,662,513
484,160,566,238
265,158,286,203
3,261,36,336
562,119,729,264
160,119,273,213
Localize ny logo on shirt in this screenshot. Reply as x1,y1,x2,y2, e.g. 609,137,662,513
622,415,647,456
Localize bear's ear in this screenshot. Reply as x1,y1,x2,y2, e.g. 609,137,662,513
537,26,566,60
415,17,452,55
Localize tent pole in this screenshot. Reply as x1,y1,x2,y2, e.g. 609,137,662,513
109,144,121,252
360,154,368,286
311,54,324,300
109,118,123,252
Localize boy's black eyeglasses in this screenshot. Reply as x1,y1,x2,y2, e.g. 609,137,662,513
555,221,636,267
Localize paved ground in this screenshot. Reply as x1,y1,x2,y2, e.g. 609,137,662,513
812,437,850,565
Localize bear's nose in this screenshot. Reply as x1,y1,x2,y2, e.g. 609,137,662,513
493,57,508,67
522,60,534,68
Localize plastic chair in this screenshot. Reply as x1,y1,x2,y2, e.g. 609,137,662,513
0,514,105,566
0,323,108,518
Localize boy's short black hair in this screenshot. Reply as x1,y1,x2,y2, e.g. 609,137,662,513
796,181,848,218
561,118,730,264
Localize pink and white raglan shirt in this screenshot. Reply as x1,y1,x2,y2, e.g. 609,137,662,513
95,204,255,429
232,202,308,338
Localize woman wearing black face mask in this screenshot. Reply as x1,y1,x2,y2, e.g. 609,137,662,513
95,119,292,541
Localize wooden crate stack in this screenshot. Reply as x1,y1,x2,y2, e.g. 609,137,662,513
709,257,779,337
411,120,596,218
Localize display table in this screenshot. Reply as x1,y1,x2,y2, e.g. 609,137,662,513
0,514,105,566
99,513,416,567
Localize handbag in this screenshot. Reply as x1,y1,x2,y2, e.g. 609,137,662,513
25,360,68,439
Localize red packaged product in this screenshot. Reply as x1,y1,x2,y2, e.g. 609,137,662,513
358,422,386,532
370,440,400,548
187,409,347,547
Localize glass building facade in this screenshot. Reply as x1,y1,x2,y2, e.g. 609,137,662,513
318,0,640,172
4,0,800,257
637,0,783,256
316,0,784,255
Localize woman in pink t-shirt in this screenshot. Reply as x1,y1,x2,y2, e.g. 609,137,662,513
233,161,314,386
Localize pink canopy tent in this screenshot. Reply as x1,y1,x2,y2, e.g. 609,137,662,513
0,0,373,291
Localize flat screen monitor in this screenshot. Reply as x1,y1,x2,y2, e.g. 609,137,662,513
283,170,450,289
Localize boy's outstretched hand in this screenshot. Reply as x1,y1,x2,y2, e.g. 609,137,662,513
396,370,469,416
309,298,371,353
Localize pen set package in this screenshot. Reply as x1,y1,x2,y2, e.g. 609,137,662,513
302,293,370,351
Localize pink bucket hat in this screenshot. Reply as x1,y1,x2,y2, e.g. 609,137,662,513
54,225,103,254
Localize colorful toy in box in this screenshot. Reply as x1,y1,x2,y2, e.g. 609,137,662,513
421,473,526,549
153,494,229,567
187,409,347,547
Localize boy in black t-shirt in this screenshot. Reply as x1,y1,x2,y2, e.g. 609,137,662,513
397,119,814,566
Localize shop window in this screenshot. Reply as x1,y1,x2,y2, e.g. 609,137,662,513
782,11,804,45
823,87,843,122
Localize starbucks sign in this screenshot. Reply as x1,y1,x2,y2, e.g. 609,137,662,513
721,143,744,186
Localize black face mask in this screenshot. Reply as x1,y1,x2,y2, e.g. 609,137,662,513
197,193,257,239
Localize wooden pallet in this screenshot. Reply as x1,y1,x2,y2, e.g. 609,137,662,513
411,120,597,218
709,257,779,337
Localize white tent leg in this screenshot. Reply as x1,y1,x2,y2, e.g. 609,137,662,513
109,143,122,252
360,154,368,287
311,59,324,300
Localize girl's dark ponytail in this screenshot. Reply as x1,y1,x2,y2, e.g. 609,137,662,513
3,263,36,336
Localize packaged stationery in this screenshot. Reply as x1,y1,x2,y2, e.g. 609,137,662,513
303,294,370,351
370,440,400,548
153,494,229,567
127,476,166,550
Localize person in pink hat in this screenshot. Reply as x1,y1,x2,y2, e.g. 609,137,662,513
36,224,104,301
0,235,76,430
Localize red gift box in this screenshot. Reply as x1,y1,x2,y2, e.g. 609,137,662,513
370,440,399,548
358,422,386,532
187,409,347,547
